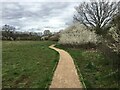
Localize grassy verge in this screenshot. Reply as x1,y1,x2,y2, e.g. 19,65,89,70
55,44,119,88
2,41,59,88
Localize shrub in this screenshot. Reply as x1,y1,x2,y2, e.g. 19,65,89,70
108,26,120,43
59,23,101,46
49,32,60,41
49,35,59,41
107,26,120,54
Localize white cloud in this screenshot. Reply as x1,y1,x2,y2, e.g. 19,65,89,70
1,2,78,32
1,0,90,3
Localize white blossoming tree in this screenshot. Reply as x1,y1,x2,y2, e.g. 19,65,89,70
59,23,101,45
108,26,120,54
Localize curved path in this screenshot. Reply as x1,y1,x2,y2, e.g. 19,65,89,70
49,44,83,88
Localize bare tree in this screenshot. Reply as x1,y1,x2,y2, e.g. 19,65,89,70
73,0,118,35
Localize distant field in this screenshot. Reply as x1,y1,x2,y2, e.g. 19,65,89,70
56,44,119,88
2,41,59,88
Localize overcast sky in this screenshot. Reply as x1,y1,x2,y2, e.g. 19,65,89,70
1,0,118,32
1,2,80,32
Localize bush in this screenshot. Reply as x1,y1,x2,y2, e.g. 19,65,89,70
59,23,101,45
107,26,120,54
49,33,60,41
108,26,120,42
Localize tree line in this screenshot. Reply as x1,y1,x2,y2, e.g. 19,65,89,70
1,24,59,41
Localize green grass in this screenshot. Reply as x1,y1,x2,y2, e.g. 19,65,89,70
2,41,59,88
56,44,119,88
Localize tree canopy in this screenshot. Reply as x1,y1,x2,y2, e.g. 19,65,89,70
73,0,119,35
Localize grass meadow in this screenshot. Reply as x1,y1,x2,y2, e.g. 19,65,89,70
56,44,119,88
2,41,59,88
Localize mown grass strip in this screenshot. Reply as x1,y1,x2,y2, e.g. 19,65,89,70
45,48,59,88
73,58,87,89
